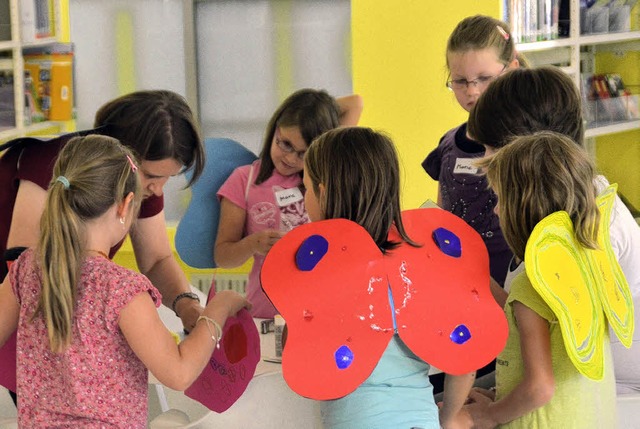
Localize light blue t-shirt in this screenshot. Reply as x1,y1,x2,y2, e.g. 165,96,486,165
320,334,439,429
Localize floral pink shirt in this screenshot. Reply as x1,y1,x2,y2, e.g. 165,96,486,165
217,159,309,318
10,249,161,428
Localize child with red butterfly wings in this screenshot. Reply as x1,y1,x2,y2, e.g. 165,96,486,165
261,127,508,429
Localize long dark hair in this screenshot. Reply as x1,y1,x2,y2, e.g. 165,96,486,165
255,88,341,184
94,90,205,186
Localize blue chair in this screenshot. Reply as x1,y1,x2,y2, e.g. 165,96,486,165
175,138,257,269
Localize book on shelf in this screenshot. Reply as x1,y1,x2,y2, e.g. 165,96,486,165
21,0,55,43
0,70,15,129
504,0,561,43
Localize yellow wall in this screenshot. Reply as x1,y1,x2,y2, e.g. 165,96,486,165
595,51,640,211
351,1,501,209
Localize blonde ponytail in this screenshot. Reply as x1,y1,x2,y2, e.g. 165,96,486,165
34,135,141,352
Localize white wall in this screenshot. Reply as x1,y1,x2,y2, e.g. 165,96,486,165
70,0,186,130
70,0,189,222
69,0,351,221
196,0,352,154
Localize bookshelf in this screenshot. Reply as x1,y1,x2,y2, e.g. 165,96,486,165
508,0,640,142
0,0,73,144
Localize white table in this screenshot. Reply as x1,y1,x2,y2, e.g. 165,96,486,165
149,294,322,428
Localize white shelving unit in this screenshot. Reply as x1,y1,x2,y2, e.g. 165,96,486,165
0,0,71,143
512,0,640,143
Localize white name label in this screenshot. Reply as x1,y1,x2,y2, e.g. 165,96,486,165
453,158,480,175
275,187,304,207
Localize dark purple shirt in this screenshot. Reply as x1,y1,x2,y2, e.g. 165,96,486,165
423,123,512,286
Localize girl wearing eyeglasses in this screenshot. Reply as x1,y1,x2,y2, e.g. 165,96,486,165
423,15,524,296
215,89,362,318
421,14,522,397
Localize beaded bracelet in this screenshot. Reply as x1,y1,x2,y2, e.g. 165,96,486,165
171,292,201,317
197,315,223,349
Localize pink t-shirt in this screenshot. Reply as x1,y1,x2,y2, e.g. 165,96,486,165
10,249,161,428
217,160,309,318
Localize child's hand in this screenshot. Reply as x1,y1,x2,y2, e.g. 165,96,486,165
251,230,286,255
472,386,496,401
463,389,498,429
440,407,473,429
207,290,252,319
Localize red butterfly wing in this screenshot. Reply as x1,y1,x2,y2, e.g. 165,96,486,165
387,209,508,374
261,219,392,400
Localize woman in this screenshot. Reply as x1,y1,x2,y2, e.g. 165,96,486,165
0,90,206,400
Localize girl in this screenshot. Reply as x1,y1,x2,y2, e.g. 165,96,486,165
468,65,640,394
215,88,362,318
422,14,522,397
0,135,249,427
423,15,521,291
303,127,475,429
466,132,618,428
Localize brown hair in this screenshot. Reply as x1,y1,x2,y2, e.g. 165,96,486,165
36,135,141,352
255,88,341,184
447,15,519,68
304,127,417,251
468,66,584,149
479,132,599,260
94,90,204,186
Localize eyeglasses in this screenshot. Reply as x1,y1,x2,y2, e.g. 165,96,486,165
275,130,306,160
446,64,508,91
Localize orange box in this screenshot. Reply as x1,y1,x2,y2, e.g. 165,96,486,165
23,51,73,122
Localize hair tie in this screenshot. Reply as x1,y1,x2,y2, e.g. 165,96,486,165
496,25,510,41
56,176,70,189
126,155,138,172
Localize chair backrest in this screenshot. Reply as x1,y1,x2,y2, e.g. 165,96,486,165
175,138,257,269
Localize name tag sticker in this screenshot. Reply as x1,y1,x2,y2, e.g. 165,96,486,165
453,158,480,175
275,187,303,207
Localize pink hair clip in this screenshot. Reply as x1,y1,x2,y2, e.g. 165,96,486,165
126,155,138,172
496,25,510,41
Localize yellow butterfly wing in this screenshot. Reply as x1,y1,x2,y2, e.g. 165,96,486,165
525,211,605,380
590,184,634,348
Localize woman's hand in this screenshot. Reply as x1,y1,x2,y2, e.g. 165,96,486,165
174,297,205,332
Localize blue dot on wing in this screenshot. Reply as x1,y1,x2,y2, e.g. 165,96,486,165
295,235,329,271
335,345,354,369
432,227,462,258
450,324,471,345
